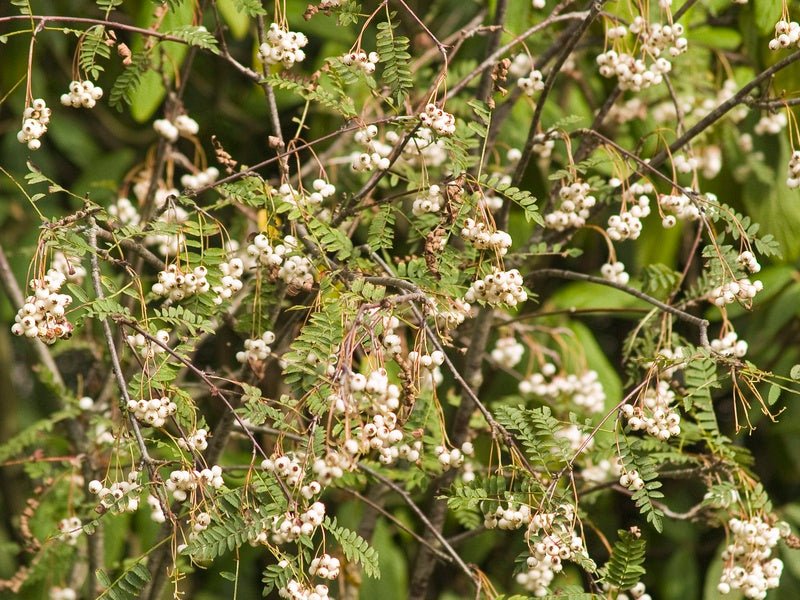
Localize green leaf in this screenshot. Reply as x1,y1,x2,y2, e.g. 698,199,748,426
598,529,647,590
164,26,219,54
96,562,150,600
325,517,381,578
376,15,413,106
767,383,781,406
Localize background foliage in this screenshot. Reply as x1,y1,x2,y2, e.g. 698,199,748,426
1,0,800,599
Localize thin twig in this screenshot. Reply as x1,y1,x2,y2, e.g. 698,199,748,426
528,268,709,347
447,11,591,98
88,218,154,467
357,463,476,583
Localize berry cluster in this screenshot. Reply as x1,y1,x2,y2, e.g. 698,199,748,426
710,278,763,307
419,103,456,136
127,397,177,428
236,331,276,364
434,298,471,330
17,98,51,150
658,191,702,223
380,315,403,356
544,180,596,231
88,472,141,513
262,453,306,487
635,20,688,57
153,114,199,142
57,517,82,546
600,261,630,285
786,151,800,188
51,252,86,284
607,182,652,241
619,469,645,491
109,197,141,226
152,264,210,303
180,166,219,190
769,19,800,51
127,329,170,360
515,554,555,596
248,233,293,268
673,153,701,174
267,502,326,543
247,233,314,290
508,53,533,78
278,180,336,208
308,179,337,204
408,349,446,370
531,133,555,158
11,270,74,344
212,257,245,305
597,19,686,91
312,451,355,485
166,465,224,502
606,581,652,600
178,428,209,453
258,23,308,67
737,251,761,273
556,423,594,453
412,184,444,216
621,380,681,440
191,512,212,533
309,554,341,579
147,494,166,523
581,457,622,484
342,50,379,74
388,128,447,167
754,112,787,135
519,365,606,414
351,125,391,172
483,502,532,530
60,80,103,109
434,442,474,470
360,413,406,464
717,516,789,599
460,218,513,255
279,254,315,290
596,49,672,92
278,580,330,600
464,268,527,307
490,335,525,368
711,330,749,358
516,506,585,595
518,69,544,96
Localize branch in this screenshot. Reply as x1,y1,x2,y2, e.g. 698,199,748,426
94,226,165,271
528,268,709,347
508,0,607,225
0,14,262,83
647,47,800,171
112,318,270,460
